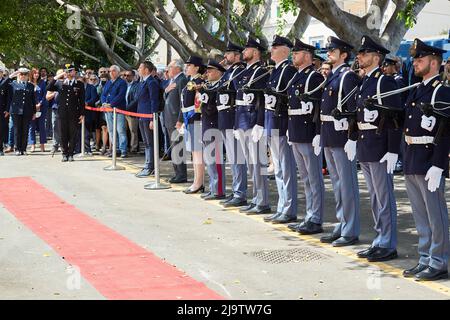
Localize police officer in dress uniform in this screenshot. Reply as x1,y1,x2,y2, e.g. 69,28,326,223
261,35,298,224
47,64,85,162
235,37,272,215
218,42,249,208
351,35,401,262
402,39,450,281
198,60,227,200
286,39,326,234
6,68,36,156
319,37,361,247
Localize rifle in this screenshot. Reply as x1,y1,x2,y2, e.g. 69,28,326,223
330,108,357,139
420,102,450,145
364,98,404,135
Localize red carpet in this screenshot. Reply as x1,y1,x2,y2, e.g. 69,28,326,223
0,177,222,300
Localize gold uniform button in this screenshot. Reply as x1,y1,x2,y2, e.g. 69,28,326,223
406,128,409,132
412,102,415,106
409,115,412,119
361,135,364,139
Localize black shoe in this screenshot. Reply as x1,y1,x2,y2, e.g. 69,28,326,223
219,194,234,204
203,194,226,201
68,156,74,162
62,156,68,162
184,186,205,194
223,198,248,208
332,236,359,247
288,222,302,231
320,232,341,243
297,221,323,235
263,212,282,221
246,206,272,215
169,176,188,184
271,215,297,224
403,263,428,278
239,203,256,213
367,248,398,262
201,191,212,199
357,246,378,259
135,169,151,178
415,266,448,281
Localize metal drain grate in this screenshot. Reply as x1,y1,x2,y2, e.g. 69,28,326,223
249,248,328,264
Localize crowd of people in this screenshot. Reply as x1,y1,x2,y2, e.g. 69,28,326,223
1,34,450,282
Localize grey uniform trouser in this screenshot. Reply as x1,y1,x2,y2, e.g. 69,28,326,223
292,142,325,224
405,174,449,271
360,161,397,249
222,129,247,200
268,135,297,217
236,129,269,208
324,147,360,237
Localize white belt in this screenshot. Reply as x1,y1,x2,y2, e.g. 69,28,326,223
181,105,195,113
357,122,377,130
405,135,434,145
288,109,307,116
265,106,276,111
217,105,231,111
236,100,248,106
320,115,334,122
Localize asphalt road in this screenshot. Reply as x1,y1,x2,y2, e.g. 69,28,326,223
0,147,449,299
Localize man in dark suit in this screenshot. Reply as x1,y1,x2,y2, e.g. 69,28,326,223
163,59,189,183
124,70,140,153
135,61,160,178
46,64,85,162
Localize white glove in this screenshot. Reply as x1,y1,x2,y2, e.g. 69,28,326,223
233,129,240,140
363,108,379,123
300,101,314,115
312,135,321,156
177,123,185,136
200,93,209,103
243,93,255,104
425,166,443,192
421,115,436,132
344,139,357,161
264,94,276,109
379,152,398,174
333,118,349,131
251,125,264,143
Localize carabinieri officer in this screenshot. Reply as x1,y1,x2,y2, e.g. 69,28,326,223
47,64,85,162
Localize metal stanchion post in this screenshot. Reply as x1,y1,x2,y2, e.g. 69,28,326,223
145,113,170,190
75,117,90,158
104,108,125,171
